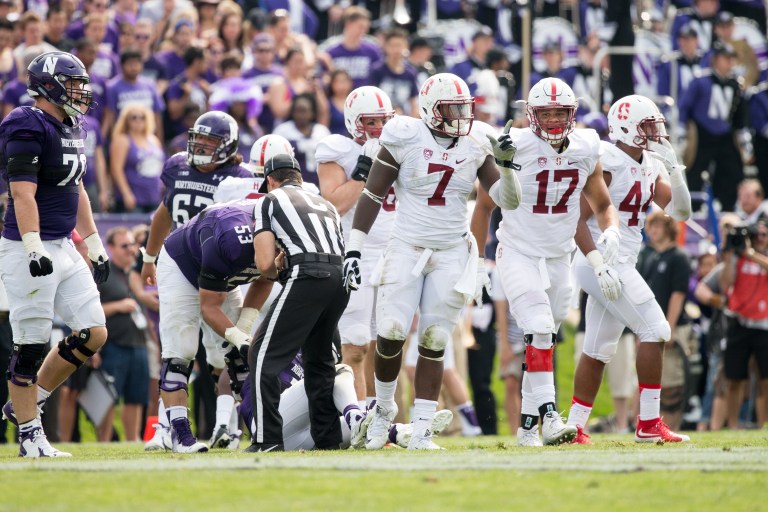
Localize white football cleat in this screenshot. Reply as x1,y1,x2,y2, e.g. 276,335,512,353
365,402,397,450
227,430,242,450
406,428,444,450
144,423,172,451
394,409,454,448
541,411,577,445
516,427,543,447
19,426,72,458
209,424,231,449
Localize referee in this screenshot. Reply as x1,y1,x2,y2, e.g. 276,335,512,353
247,154,348,452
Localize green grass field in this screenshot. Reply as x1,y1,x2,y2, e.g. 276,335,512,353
1,431,767,512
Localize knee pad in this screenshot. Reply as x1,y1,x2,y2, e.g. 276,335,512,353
376,317,407,342
7,344,45,386
375,337,404,359
583,338,618,364
57,329,95,368
159,357,193,393
419,324,451,352
523,337,555,372
417,345,445,362
224,346,249,398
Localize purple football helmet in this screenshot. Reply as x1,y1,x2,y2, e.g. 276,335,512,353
187,111,240,166
27,51,94,117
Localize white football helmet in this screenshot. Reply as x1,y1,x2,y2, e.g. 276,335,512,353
344,86,395,141
418,73,474,137
526,77,577,145
607,95,667,150
248,134,294,176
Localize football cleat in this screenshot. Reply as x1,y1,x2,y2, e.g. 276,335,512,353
19,426,72,458
170,418,208,453
144,423,172,451
570,426,593,445
635,417,690,443
349,412,368,449
392,410,454,448
243,442,284,453
541,411,577,445
365,402,397,450
209,424,231,449
517,427,543,447
228,430,242,450
406,428,444,450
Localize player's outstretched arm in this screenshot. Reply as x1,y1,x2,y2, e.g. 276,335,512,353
485,120,521,210
648,138,691,221
77,182,110,284
141,202,173,286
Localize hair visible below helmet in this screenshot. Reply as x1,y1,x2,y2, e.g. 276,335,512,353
248,134,295,176
27,51,94,117
258,154,302,193
526,77,577,145
187,111,239,167
344,86,395,141
607,95,668,150
418,73,474,137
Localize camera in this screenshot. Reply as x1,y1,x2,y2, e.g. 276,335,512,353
725,226,750,253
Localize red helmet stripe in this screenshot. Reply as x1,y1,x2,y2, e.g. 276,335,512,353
550,80,557,101
259,137,269,165
374,92,384,108
454,80,463,94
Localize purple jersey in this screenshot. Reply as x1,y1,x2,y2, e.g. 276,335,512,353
370,62,419,113
328,99,347,136
2,79,34,109
81,115,103,188
0,106,86,240
106,76,165,115
66,19,120,53
120,137,166,208
163,200,261,291
157,51,187,81
326,40,382,89
142,56,166,85
160,152,253,227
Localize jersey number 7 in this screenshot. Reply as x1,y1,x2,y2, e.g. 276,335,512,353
427,163,454,206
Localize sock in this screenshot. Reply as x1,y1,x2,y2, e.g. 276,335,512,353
639,383,661,421
357,400,367,410
19,418,41,432
528,371,556,406
333,368,359,413
412,398,437,436
167,405,187,423
521,372,539,429
458,401,480,434
157,398,169,428
215,395,235,428
37,386,51,405
228,402,241,434
374,377,397,408
567,397,593,428
343,404,363,430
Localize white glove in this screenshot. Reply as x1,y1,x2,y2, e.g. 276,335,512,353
361,138,382,159
586,250,622,302
597,225,620,267
235,307,259,335
224,326,251,350
485,120,518,167
474,257,491,306
648,138,685,174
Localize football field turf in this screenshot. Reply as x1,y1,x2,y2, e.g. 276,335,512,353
1,431,766,512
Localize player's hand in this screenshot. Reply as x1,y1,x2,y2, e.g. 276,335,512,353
343,251,362,292
352,155,373,182
597,226,620,267
223,326,251,350
275,249,286,272
486,120,517,167
84,233,110,284
648,137,685,173
594,263,622,302
474,257,491,306
22,232,53,277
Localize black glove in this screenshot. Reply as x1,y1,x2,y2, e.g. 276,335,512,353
91,256,110,284
28,251,53,277
343,251,362,292
224,344,250,399
352,155,373,182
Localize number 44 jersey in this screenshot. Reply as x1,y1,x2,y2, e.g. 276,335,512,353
0,106,88,240
379,115,494,250
161,152,253,228
497,127,601,259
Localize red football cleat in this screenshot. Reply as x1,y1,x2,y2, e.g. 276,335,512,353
570,426,592,445
634,417,690,443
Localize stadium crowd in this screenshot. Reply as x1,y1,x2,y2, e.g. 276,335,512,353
0,0,767,453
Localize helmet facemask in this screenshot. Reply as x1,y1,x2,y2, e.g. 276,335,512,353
355,113,393,141
432,100,474,137
188,132,227,166
528,105,576,145
633,116,668,149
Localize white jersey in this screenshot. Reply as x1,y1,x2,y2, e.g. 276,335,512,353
497,127,601,258
380,116,493,249
213,176,320,203
315,134,396,249
588,141,662,265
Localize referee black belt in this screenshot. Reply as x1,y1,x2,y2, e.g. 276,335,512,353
290,253,343,265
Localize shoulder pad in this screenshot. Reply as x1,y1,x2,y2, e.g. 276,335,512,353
470,120,498,140
2,107,45,137
379,115,422,147
599,141,624,171
315,134,358,163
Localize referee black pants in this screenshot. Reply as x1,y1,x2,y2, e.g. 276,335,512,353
248,262,349,449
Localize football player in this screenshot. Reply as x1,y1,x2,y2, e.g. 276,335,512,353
567,95,692,444
316,86,396,408
344,73,521,450
153,200,274,452
0,51,110,457
472,77,622,446
140,112,254,451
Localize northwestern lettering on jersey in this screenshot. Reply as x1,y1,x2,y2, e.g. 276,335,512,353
61,138,85,148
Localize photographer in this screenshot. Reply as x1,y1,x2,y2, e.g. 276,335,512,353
719,220,768,428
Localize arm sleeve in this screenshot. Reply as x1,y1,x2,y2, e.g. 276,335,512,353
5,138,43,182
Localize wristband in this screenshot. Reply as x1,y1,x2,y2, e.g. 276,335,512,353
141,247,157,264
83,233,106,259
585,250,605,269
236,307,259,335
346,228,367,253
22,231,45,254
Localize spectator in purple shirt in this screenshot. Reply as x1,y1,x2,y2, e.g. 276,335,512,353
103,49,165,141
273,93,331,186
156,19,196,82
267,47,329,128
66,0,120,52
244,34,284,133
84,13,120,81
73,39,108,122
327,69,354,136
1,46,42,119
12,12,58,65
164,46,211,142
134,19,167,92
371,28,419,117
324,6,382,89
450,26,494,95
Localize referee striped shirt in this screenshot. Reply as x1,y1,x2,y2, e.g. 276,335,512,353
254,183,345,257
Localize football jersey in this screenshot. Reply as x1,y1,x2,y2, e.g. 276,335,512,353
0,106,87,240
163,201,261,291
588,141,662,264
160,152,253,228
315,134,396,249
213,176,266,203
379,116,492,249
497,127,601,258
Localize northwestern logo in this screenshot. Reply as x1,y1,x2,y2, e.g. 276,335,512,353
61,139,85,148
43,57,59,75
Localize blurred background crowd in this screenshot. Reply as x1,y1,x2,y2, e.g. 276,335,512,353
1,0,767,444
